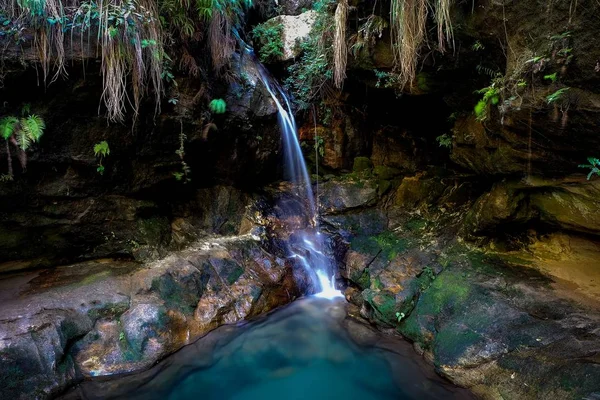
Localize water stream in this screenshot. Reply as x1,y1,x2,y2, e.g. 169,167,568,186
241,45,341,299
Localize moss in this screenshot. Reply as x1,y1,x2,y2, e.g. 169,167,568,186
87,302,129,321
363,289,397,325
352,157,373,173
77,270,112,286
433,327,483,366
350,231,410,260
404,217,428,232
151,273,202,315
377,179,391,196
373,165,401,180
399,270,472,345
352,268,371,290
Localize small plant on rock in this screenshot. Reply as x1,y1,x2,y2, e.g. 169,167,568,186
579,157,600,180
93,141,110,175
252,20,284,63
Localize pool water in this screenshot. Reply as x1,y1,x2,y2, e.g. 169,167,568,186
65,298,473,400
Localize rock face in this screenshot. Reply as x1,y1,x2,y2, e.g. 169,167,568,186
268,11,317,61
0,235,307,399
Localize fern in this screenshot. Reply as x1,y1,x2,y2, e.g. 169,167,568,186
21,115,45,142
578,157,600,180
0,117,19,140
546,87,569,104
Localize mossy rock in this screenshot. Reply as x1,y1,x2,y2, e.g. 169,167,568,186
373,165,401,180
363,289,397,325
352,157,373,173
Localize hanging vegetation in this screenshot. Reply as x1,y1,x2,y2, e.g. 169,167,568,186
0,0,252,122
332,0,348,88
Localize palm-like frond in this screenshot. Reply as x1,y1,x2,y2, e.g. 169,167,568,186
0,117,19,140
18,115,46,150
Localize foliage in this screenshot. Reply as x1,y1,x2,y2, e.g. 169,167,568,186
474,79,501,121
174,121,191,183
578,157,600,180
546,87,569,104
0,108,45,179
471,40,484,51
544,72,557,83
436,133,452,148
332,0,348,88
252,20,284,63
1,0,253,122
349,14,387,58
93,140,110,175
209,98,226,114
389,0,453,90
314,135,324,158
285,9,333,109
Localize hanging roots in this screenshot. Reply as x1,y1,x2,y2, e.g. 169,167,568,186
333,0,348,88
390,0,454,89
2,0,164,122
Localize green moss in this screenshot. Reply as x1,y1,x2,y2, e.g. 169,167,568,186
350,231,410,260
404,217,427,232
373,165,401,180
433,326,483,366
352,157,373,173
377,179,391,196
352,268,371,290
363,289,397,325
399,270,472,345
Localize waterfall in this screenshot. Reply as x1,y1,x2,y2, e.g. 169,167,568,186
241,46,342,299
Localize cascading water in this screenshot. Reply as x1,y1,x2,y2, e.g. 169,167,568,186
241,45,341,299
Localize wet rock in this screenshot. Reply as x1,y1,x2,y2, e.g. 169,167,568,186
318,179,378,214
0,235,305,399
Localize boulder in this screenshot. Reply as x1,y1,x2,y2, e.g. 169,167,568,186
0,236,306,399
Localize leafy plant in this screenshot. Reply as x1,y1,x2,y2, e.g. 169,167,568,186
395,312,406,322
474,80,501,121
472,40,484,51
544,72,557,83
174,122,191,183
578,157,600,180
252,20,284,63
93,140,110,175
209,99,227,114
0,109,45,179
436,133,452,148
546,87,569,104
314,135,325,158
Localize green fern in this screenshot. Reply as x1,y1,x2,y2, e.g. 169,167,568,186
579,157,600,180
546,87,569,104
0,117,19,140
19,114,45,149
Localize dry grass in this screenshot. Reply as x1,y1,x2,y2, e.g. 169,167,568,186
389,0,454,90
2,0,165,122
209,10,235,73
333,0,348,88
